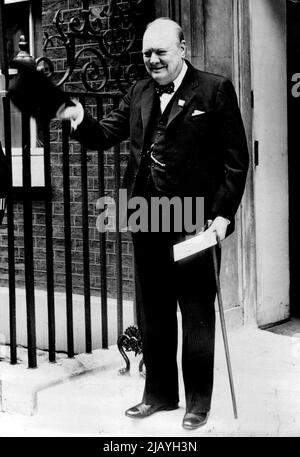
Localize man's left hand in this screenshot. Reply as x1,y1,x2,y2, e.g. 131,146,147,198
206,216,230,242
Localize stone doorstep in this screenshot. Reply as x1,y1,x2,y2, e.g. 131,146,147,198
1,325,299,436
1,323,288,418
0,344,126,416
0,314,250,417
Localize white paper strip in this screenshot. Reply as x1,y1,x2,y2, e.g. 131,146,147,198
173,230,217,262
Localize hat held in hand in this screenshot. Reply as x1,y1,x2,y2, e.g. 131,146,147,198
8,41,71,123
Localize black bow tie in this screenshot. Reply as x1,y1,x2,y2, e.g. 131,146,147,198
155,82,175,96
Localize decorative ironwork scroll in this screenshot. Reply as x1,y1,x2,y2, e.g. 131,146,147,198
36,0,146,93
117,325,145,376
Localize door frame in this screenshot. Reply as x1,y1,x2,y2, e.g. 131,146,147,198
249,0,290,326
232,0,257,326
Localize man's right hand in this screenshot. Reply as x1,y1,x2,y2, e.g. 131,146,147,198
56,98,84,130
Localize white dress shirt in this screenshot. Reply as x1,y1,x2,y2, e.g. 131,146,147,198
159,61,188,113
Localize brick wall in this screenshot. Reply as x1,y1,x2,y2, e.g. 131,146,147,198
0,0,153,300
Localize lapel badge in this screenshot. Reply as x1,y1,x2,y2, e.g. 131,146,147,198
178,99,185,107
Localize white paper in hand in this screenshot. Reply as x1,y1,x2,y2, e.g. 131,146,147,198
173,230,217,262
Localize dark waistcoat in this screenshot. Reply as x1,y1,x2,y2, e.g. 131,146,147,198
134,94,176,197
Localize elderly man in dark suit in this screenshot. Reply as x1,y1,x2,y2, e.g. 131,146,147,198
57,17,249,430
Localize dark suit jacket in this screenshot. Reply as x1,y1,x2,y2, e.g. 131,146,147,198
74,61,249,234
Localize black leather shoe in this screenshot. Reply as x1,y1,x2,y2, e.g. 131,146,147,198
182,411,209,430
125,402,179,419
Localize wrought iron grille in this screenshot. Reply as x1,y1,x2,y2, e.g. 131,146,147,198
37,0,147,93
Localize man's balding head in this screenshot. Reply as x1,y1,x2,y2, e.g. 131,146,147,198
142,18,186,85
145,18,185,44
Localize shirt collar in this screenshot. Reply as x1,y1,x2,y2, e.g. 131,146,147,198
173,60,188,92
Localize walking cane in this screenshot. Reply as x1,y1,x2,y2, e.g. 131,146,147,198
212,234,238,419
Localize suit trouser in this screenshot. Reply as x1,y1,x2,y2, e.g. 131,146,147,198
132,230,220,413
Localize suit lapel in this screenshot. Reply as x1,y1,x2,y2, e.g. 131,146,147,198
167,65,198,128
140,64,199,137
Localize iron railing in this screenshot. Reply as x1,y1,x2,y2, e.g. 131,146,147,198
0,0,149,368
1,90,131,368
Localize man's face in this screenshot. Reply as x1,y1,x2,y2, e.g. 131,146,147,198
142,24,186,85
